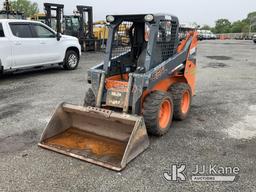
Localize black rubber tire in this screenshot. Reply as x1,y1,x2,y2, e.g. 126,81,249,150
169,83,192,121
143,91,174,136
83,88,96,107
63,50,79,70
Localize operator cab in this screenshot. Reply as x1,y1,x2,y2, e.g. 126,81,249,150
64,15,80,36
105,14,179,77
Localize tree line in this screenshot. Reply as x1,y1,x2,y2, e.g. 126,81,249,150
200,11,256,34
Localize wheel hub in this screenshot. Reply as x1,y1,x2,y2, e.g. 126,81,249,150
181,91,190,114
159,99,171,129
68,54,78,67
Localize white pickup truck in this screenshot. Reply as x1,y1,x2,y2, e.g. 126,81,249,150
0,19,81,73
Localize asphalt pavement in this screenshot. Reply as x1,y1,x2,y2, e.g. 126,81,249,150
0,40,256,192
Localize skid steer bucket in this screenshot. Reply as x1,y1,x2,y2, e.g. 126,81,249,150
38,103,149,171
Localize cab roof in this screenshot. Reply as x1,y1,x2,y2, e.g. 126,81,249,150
107,13,179,23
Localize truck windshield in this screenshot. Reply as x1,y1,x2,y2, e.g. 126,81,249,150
71,17,80,31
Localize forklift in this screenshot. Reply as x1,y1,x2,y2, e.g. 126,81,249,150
64,6,108,51
40,3,100,52
66,5,96,52
30,13,46,23
44,3,64,34
63,12,80,37
43,3,98,52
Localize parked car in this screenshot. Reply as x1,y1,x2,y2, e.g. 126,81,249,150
197,30,204,40
0,19,81,74
197,33,204,41
253,34,256,43
197,30,216,40
209,32,217,40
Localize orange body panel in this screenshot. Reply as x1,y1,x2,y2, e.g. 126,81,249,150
184,32,198,95
177,33,190,53
105,74,129,91
143,31,198,98
141,76,187,106
184,60,196,95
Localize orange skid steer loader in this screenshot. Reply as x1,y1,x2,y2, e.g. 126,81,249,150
39,14,198,171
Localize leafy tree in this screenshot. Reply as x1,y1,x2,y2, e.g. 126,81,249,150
211,11,256,33
231,20,243,33
247,11,256,32
247,11,256,21
200,25,211,30
215,19,231,33
211,27,217,34
10,0,39,17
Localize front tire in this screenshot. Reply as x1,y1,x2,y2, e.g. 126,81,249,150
63,50,79,70
169,83,192,121
143,91,174,136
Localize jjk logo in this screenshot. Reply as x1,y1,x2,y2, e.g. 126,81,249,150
163,164,186,182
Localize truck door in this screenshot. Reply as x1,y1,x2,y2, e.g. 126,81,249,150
9,22,42,68
30,23,62,64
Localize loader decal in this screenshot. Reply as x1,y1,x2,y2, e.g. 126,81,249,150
151,66,167,81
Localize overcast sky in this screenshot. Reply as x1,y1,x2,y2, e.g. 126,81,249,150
1,0,256,26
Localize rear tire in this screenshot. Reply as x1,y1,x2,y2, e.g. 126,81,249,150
63,50,79,70
83,88,96,107
143,91,173,136
169,83,192,121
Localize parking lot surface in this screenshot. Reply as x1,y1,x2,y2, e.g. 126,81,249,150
0,40,256,192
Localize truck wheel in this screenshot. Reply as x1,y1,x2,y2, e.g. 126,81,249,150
169,83,192,121
143,91,173,136
63,50,79,70
83,88,96,107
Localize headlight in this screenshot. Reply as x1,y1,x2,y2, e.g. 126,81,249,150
106,15,115,23
144,14,154,22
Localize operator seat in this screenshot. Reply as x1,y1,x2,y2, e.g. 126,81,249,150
136,44,162,73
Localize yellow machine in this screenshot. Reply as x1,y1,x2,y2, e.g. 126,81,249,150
31,13,46,23
93,20,109,49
